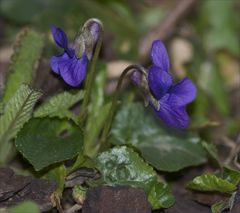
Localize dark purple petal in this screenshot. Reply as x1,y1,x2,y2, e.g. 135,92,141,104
50,52,70,74
168,77,197,106
51,26,69,50
151,40,170,71
153,95,189,128
148,65,172,100
58,54,88,87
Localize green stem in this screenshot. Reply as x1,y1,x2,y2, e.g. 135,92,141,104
99,64,147,149
79,22,103,123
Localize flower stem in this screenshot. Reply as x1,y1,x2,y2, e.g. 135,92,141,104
99,65,147,150
79,20,103,123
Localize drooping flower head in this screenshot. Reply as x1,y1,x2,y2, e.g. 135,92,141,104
132,40,196,129
50,20,101,87
148,40,196,128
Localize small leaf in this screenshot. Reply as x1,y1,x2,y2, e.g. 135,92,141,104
111,103,207,172
148,182,175,210
187,174,236,193
96,146,157,193
211,200,229,213
3,29,44,102
0,84,42,145
221,167,240,186
15,117,83,171
34,90,84,119
8,201,39,213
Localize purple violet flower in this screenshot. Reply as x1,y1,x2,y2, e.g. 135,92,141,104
148,40,196,129
50,26,88,87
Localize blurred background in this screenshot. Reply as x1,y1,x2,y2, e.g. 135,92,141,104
0,0,239,143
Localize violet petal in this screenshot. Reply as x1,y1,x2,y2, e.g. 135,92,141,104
154,95,189,128
148,65,172,100
151,40,170,71
51,26,69,50
168,77,197,106
58,54,88,87
50,52,70,74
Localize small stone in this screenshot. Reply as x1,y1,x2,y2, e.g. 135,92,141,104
0,167,57,212
82,186,151,213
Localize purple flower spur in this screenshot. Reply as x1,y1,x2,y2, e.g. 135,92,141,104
148,40,197,129
50,26,88,87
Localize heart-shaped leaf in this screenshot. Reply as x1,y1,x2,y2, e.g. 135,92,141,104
96,146,175,209
15,118,83,171
96,146,157,192
111,103,207,172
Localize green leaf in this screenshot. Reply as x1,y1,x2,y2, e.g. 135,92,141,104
3,29,44,102
221,167,240,186
15,117,84,171
0,84,42,147
96,146,175,209
96,146,157,193
211,200,229,213
34,90,84,120
187,174,236,193
8,201,39,213
148,182,175,210
111,103,207,172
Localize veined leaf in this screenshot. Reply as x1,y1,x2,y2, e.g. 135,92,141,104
111,103,207,172
96,146,175,209
3,28,44,102
34,90,84,119
148,182,175,210
187,174,236,193
96,146,157,193
0,84,42,145
15,117,84,171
